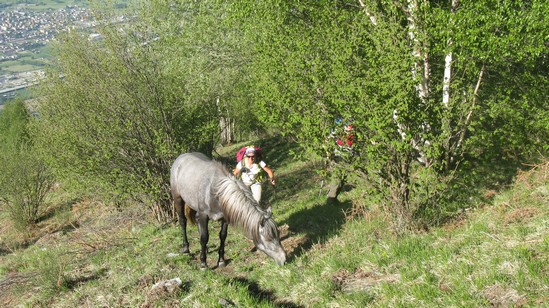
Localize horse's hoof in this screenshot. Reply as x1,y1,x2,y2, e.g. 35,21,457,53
217,261,226,268
181,247,190,254
200,264,208,270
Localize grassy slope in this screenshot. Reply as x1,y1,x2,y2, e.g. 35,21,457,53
0,141,547,307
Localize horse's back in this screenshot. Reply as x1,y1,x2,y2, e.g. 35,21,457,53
171,152,211,173
170,152,227,214
173,150,227,168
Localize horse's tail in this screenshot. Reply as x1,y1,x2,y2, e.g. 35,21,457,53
184,205,197,224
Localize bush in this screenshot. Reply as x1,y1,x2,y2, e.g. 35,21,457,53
0,100,54,232
0,150,54,232
32,25,221,223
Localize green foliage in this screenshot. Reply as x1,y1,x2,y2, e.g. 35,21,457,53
431,0,549,162
141,0,261,141
0,100,54,232
32,19,220,222
0,150,54,232
0,99,29,148
33,246,72,296
31,1,266,222
236,1,426,231
232,0,548,232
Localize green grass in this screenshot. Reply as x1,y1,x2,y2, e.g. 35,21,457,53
1,63,37,73
0,143,547,306
0,48,52,73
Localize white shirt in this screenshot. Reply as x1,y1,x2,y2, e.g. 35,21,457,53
236,160,267,186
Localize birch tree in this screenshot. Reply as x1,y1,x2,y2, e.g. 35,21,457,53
236,0,548,231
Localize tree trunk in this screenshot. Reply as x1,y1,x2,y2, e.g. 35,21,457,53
442,0,459,169
404,0,431,166
216,97,234,145
406,0,429,102
455,64,485,153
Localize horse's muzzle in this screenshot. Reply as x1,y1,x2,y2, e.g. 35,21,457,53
274,251,287,266
261,246,286,266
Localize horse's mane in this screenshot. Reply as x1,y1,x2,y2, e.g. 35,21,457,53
214,177,278,243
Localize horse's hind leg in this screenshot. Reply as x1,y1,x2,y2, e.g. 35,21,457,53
173,195,190,253
217,220,228,268
197,214,210,269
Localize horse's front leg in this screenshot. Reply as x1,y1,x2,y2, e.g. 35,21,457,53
197,213,210,269
174,196,189,253
217,220,228,268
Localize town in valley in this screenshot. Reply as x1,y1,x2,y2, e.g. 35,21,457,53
0,1,103,107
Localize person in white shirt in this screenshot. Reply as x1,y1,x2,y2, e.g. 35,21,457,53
233,147,275,203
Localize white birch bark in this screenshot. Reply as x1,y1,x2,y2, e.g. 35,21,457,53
443,52,452,109
443,0,460,111
357,0,378,25
359,0,437,166
404,0,431,165
406,0,429,102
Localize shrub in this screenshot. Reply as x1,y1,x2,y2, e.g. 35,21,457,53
0,149,54,232
0,100,54,232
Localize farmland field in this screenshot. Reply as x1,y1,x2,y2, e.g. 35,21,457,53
1,0,88,11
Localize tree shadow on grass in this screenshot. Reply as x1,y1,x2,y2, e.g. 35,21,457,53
229,276,304,308
283,200,352,262
65,268,108,290
261,167,323,207
36,198,80,224
0,247,12,257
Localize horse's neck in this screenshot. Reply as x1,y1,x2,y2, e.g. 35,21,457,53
217,178,265,238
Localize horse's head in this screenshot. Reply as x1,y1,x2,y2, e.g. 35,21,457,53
255,214,287,266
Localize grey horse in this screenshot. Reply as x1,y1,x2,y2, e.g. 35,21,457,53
170,152,286,269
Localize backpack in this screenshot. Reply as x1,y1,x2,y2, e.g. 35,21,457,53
236,146,263,163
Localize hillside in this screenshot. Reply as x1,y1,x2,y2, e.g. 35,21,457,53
0,142,547,307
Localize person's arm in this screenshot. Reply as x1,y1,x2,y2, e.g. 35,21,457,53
233,161,242,176
262,165,276,185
